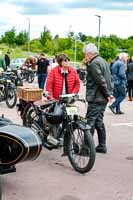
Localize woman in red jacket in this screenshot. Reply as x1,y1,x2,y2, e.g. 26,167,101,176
45,54,80,100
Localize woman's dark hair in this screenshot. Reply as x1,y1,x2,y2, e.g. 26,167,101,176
56,54,70,66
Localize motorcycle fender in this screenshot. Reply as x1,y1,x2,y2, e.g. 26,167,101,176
73,121,91,130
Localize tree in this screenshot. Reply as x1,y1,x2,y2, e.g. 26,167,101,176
1,27,16,46
40,26,52,46
128,47,133,57
16,31,28,45
100,40,118,62
78,32,87,42
30,39,43,53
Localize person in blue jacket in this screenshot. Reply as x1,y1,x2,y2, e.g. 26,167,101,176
109,53,128,114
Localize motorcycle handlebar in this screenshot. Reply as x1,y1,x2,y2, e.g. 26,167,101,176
77,98,86,103
43,91,86,104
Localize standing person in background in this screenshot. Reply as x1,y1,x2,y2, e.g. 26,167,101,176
109,53,128,114
47,55,58,73
37,53,50,89
4,51,10,70
0,50,6,71
126,57,133,101
83,43,114,154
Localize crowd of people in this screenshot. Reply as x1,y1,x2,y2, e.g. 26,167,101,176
0,44,133,155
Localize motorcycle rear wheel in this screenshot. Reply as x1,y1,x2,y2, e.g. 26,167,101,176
28,72,34,83
67,127,96,174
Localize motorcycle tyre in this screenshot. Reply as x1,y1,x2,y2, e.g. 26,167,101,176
66,128,96,174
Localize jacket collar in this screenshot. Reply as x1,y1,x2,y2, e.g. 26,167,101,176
57,65,71,74
89,54,99,63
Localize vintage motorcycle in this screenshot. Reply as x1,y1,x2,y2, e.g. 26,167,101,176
0,115,42,199
0,74,17,108
18,92,96,174
5,68,23,87
20,65,34,83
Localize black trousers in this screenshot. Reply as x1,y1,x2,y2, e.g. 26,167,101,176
127,80,133,97
86,102,107,146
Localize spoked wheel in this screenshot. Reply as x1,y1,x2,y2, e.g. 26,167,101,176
23,106,47,145
23,106,36,127
6,88,17,108
28,72,34,83
67,127,96,174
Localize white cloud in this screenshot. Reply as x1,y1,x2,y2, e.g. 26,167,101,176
0,1,133,39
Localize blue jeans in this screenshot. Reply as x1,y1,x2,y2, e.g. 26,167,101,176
112,85,126,112
38,73,47,89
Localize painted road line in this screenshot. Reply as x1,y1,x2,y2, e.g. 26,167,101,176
112,123,133,127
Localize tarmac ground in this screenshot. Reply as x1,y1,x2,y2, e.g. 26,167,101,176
0,82,133,200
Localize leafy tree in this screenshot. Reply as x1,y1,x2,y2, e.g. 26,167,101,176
68,31,74,38
100,40,118,61
40,26,52,46
16,31,28,45
55,37,73,52
128,47,133,57
1,27,16,46
78,32,87,42
54,34,59,40
30,39,43,53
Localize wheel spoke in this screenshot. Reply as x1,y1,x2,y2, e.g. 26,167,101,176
68,127,94,171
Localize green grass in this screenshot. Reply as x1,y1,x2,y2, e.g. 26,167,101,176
0,44,32,59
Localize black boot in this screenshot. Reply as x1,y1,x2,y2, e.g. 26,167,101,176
96,144,107,153
95,124,107,154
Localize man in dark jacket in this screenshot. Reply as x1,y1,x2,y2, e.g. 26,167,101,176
4,51,10,69
37,53,50,89
0,50,6,71
83,43,114,153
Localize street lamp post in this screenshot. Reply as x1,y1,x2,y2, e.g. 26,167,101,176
27,18,30,54
74,35,77,68
95,15,101,51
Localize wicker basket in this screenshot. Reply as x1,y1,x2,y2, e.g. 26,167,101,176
17,87,42,102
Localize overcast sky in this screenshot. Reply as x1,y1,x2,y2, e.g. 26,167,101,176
0,0,133,39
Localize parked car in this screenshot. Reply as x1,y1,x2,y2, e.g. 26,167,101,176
10,58,26,70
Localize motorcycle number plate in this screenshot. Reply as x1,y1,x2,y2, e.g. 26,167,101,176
66,106,78,116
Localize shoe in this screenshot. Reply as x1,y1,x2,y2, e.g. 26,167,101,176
108,105,116,114
129,97,133,101
61,152,68,157
96,145,107,154
116,111,124,115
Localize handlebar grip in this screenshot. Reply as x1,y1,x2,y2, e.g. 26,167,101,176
43,91,49,98
43,92,56,102
78,99,86,103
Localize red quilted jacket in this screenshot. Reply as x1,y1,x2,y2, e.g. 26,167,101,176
45,65,80,100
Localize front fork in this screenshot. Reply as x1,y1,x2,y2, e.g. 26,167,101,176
63,117,91,154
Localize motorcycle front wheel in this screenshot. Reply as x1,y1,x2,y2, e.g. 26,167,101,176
6,88,17,108
66,127,96,174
